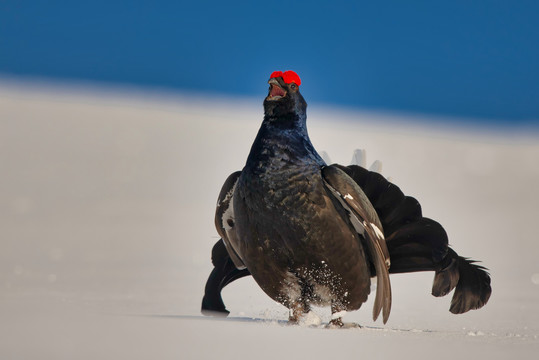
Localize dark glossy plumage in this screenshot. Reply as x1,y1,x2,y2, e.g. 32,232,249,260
201,72,491,324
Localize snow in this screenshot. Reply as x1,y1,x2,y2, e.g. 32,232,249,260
1,80,539,359
300,311,323,327
331,310,348,320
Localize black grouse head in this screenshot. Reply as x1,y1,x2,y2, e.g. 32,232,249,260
263,70,307,120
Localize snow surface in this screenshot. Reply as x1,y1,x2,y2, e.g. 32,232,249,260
1,80,539,359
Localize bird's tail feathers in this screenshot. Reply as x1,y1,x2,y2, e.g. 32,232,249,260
444,250,492,314
201,239,251,316
388,230,491,314
431,255,459,297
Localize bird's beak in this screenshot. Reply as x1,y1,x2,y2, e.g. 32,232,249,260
267,78,287,101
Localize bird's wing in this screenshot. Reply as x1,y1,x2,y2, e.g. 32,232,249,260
322,165,392,324
215,171,246,270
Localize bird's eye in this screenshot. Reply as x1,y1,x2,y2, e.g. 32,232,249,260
290,83,297,90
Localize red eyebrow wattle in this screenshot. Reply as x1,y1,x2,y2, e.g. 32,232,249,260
282,71,301,86
270,71,284,79
269,70,301,86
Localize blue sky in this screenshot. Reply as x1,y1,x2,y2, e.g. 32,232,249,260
1,1,538,125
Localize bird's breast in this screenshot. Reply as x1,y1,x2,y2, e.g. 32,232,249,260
243,159,325,215
234,160,338,261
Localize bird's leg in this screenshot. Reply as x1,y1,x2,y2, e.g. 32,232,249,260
328,301,361,328
288,300,310,324
329,302,345,327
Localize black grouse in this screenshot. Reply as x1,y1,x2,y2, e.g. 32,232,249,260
201,70,491,326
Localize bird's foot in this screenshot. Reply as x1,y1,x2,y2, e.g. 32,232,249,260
288,301,311,325
288,314,300,324
327,317,344,328
327,303,360,328
326,318,362,329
